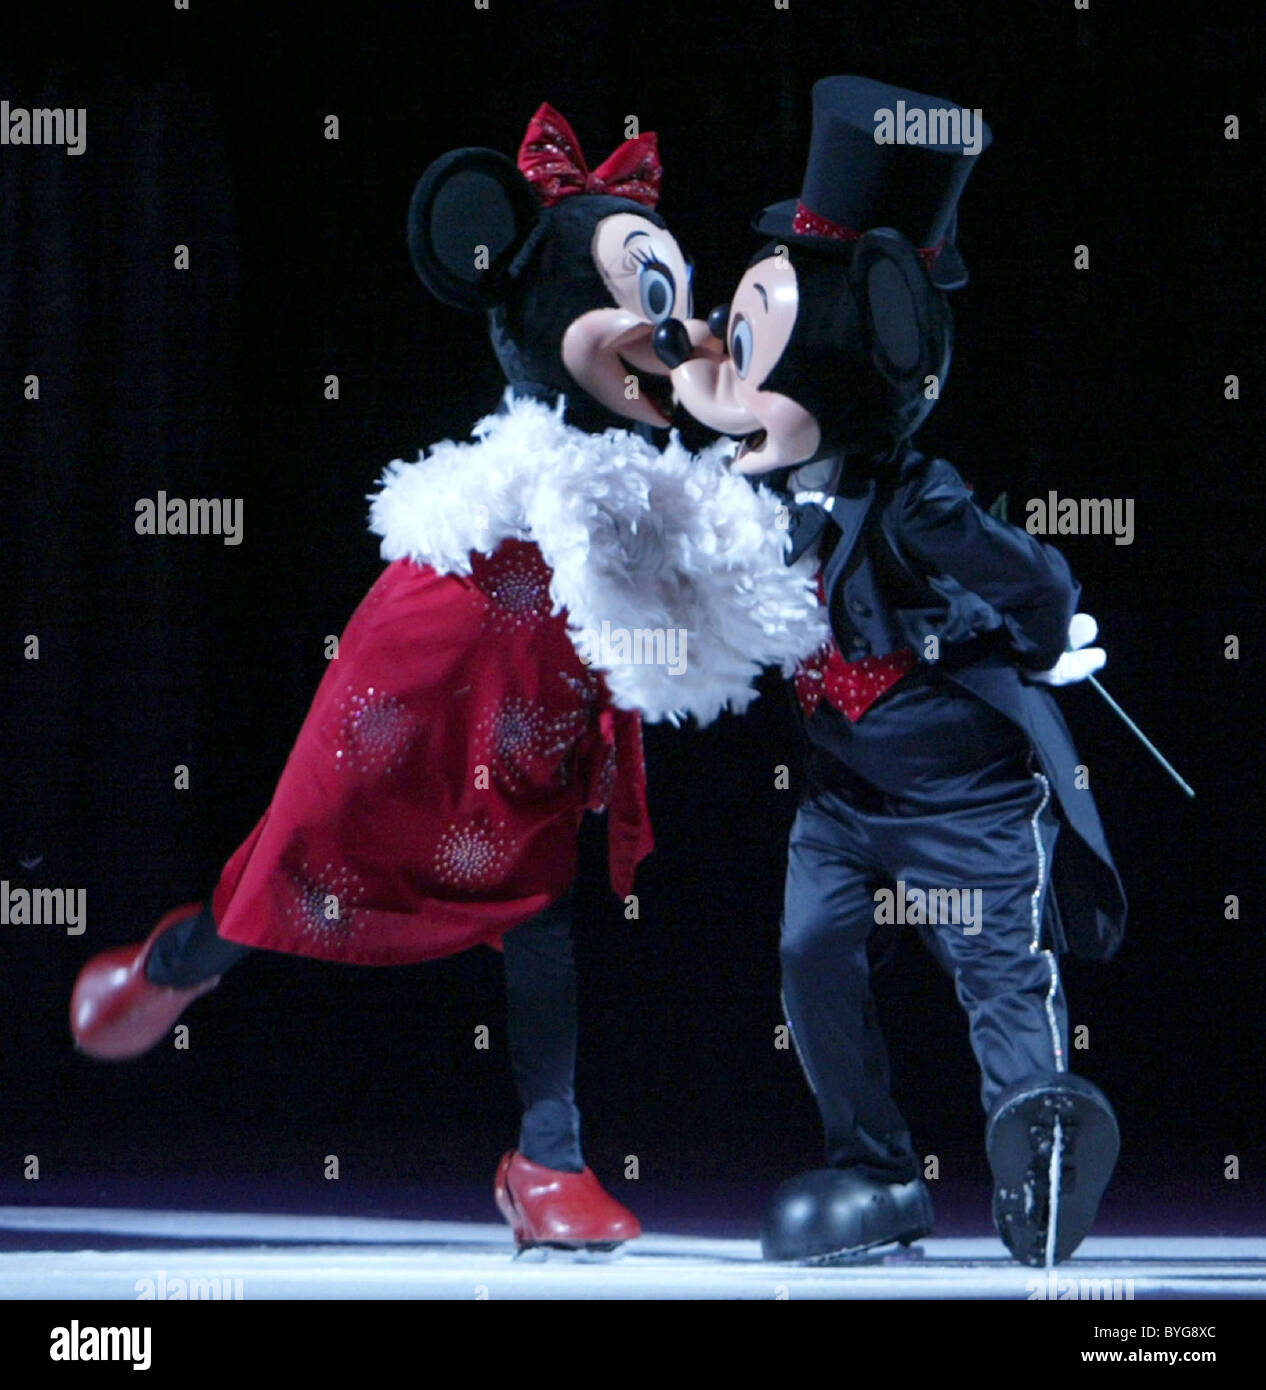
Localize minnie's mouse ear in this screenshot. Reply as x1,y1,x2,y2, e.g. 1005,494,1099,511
407,148,540,311
851,227,945,389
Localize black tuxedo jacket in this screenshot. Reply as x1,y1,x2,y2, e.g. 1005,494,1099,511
783,445,1127,962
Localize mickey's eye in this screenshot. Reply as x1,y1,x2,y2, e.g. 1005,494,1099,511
731,314,754,378
635,253,676,323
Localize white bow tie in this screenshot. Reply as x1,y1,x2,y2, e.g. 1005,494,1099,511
792,489,837,513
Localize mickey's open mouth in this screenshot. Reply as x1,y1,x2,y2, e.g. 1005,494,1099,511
735,429,767,460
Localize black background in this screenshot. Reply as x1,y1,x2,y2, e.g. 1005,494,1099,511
2,0,1263,1236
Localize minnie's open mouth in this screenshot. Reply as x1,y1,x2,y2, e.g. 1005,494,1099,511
618,355,674,423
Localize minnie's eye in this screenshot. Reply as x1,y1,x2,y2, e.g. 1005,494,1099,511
637,259,676,323
731,315,753,378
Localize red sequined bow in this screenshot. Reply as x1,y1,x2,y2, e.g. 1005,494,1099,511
517,103,661,209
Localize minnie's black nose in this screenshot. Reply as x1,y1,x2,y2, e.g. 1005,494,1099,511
653,318,693,370
707,303,730,341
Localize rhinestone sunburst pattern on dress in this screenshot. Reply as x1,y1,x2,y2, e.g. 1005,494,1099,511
334,685,418,775
284,860,366,943
433,815,514,889
474,544,555,633
474,694,587,790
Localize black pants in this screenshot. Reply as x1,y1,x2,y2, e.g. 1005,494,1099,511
781,758,1067,1185
147,896,585,1171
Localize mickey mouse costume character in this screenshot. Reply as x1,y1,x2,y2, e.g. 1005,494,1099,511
657,78,1126,1266
69,105,823,1251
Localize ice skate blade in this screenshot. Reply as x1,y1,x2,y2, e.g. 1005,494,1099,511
511,1241,628,1262
796,1235,929,1268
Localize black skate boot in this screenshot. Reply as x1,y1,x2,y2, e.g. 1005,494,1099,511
987,1074,1119,1267
761,1168,934,1264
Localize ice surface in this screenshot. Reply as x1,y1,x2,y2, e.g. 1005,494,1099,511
1,1208,1262,1299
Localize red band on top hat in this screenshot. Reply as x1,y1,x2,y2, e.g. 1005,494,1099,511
792,201,944,269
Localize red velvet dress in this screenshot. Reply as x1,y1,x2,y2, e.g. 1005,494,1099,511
211,540,653,965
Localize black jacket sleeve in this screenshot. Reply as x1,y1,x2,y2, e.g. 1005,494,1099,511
895,457,1079,671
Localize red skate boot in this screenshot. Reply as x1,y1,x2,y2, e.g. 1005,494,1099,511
494,1151,641,1251
70,903,221,1060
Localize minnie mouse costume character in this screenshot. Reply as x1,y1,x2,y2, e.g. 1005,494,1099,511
658,78,1126,1266
69,105,823,1250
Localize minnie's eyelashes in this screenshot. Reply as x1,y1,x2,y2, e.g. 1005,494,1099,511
630,245,669,271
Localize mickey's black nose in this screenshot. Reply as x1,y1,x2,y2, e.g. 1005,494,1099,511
653,318,693,370
707,303,730,341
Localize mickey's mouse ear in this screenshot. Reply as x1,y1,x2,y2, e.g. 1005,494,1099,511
407,148,540,311
852,227,943,389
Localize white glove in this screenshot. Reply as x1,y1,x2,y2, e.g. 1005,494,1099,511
1030,612,1106,685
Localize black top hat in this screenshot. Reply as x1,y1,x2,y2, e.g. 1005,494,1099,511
754,76,992,290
